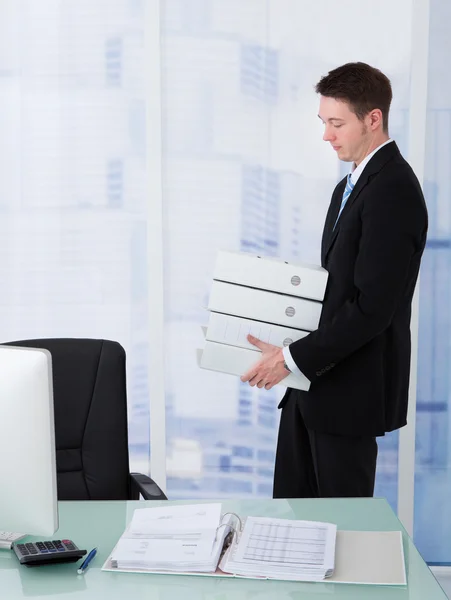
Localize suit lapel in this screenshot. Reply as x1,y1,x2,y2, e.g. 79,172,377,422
321,178,346,264
323,172,368,259
323,141,401,263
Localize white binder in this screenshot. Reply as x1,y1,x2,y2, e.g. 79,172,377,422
205,312,309,351
213,250,328,301
199,340,311,391
208,280,322,332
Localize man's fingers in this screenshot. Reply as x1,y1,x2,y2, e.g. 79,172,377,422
241,368,256,382
249,374,262,387
241,369,259,384
241,356,265,382
247,334,267,350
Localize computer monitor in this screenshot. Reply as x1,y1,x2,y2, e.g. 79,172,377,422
0,345,58,536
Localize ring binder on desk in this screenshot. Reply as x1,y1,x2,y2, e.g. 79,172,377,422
214,512,243,542
101,503,407,585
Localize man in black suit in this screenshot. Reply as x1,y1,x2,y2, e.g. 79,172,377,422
241,62,428,498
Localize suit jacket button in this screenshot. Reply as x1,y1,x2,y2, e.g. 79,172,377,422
316,371,322,377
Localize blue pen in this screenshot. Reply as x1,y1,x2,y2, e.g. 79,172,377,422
77,547,98,575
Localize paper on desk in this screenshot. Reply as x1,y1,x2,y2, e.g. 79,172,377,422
129,503,222,536
220,517,336,581
107,505,236,573
110,530,217,567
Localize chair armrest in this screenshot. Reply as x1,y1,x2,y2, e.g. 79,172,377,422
130,472,168,500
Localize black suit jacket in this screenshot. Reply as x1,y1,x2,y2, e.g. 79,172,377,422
281,142,428,437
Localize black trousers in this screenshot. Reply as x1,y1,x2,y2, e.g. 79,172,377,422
273,393,378,498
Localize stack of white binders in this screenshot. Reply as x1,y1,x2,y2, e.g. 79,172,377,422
199,251,328,391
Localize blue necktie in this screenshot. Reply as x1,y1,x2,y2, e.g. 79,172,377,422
333,174,355,230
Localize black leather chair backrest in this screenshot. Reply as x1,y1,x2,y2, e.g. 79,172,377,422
5,338,132,500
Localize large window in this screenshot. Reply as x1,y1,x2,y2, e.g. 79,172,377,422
0,0,151,472
414,0,451,565
161,0,413,503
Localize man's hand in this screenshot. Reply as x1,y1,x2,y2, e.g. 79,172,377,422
240,334,290,390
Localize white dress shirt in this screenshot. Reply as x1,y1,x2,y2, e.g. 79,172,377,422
282,139,394,380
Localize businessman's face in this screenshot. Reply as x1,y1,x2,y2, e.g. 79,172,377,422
318,96,372,165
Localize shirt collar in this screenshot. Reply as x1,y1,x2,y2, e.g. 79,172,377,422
350,139,394,185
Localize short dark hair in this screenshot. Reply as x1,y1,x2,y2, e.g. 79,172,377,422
315,62,392,132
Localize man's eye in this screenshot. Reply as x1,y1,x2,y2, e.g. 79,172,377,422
334,124,343,129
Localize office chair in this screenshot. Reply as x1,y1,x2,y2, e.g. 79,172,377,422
3,338,167,501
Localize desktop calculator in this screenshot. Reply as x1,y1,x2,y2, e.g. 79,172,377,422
13,539,87,567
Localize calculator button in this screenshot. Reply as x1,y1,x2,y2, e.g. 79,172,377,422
44,542,55,549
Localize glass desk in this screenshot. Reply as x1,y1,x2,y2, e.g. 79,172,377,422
0,497,446,599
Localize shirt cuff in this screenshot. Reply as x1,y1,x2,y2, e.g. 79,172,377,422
283,345,310,383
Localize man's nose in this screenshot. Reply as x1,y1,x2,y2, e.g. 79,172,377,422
323,127,335,142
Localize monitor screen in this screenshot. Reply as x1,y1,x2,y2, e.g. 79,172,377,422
0,346,58,535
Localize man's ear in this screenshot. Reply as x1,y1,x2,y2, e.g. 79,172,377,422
369,109,383,131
